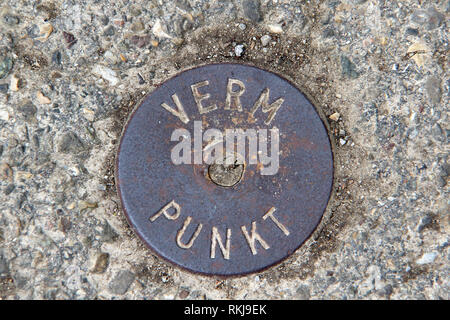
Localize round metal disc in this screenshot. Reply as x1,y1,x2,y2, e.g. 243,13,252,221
116,63,333,277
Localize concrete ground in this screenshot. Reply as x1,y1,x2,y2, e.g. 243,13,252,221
0,0,448,299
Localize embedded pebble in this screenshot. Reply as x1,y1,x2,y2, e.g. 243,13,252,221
2,13,20,26
416,252,438,265
260,35,271,46
234,44,245,57
152,19,172,39
92,252,109,274
36,91,51,104
0,56,13,79
0,83,8,93
109,270,135,295
103,26,115,36
62,31,77,48
268,23,283,34
329,112,340,121
10,75,19,91
407,42,429,67
131,21,145,32
37,23,53,42
242,0,262,22
341,55,360,78
0,109,10,121
92,65,119,86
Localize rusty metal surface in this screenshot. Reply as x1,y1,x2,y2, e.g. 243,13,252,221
116,63,333,277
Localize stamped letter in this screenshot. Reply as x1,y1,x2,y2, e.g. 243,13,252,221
161,94,190,124
211,227,231,260
250,88,284,125
225,79,245,111
150,200,181,222
263,207,290,236
241,222,270,255
176,216,203,249
191,80,218,114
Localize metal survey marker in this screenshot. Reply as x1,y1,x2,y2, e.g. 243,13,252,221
115,63,333,276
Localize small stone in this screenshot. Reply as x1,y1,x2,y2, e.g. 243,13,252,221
260,35,271,46
37,91,51,104
0,253,9,275
268,24,283,34
100,222,119,242
137,73,145,85
431,123,445,142
238,23,246,30
109,270,135,295
152,19,172,39
0,83,8,93
59,217,72,233
92,252,109,274
57,132,84,154
4,184,15,195
2,14,20,26
377,284,393,297
131,21,145,32
295,285,310,300
104,50,118,64
437,175,447,188
0,163,13,182
92,65,119,86
79,200,98,211
242,0,262,22
36,23,53,41
0,56,13,79
417,214,433,232
82,108,95,121
130,35,151,48
0,109,9,121
329,112,340,121
100,16,109,26
235,44,245,57
63,31,77,48
10,74,19,91
15,171,33,181
411,7,444,30
405,28,419,36
17,102,37,121
151,40,159,47
171,37,184,46
341,55,359,79
323,27,335,38
103,26,115,36
114,20,125,27
425,77,442,105
407,42,429,67
416,252,437,265
130,7,142,17
179,289,190,299
339,138,347,146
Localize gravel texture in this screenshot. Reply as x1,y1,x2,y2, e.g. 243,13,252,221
0,0,448,300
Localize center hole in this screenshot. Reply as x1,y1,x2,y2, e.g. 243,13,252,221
208,155,245,187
